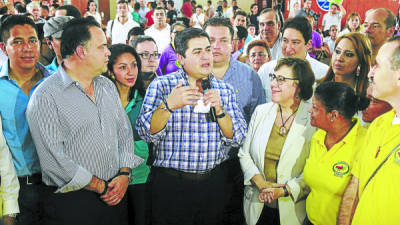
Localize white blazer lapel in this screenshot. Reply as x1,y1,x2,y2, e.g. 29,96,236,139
279,101,310,163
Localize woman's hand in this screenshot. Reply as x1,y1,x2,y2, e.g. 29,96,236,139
259,187,285,203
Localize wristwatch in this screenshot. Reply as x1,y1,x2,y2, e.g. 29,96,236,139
117,171,133,183
216,108,227,119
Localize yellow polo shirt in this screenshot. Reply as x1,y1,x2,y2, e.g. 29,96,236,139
351,110,400,225
303,118,366,225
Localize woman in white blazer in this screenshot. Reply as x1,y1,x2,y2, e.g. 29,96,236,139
238,58,316,225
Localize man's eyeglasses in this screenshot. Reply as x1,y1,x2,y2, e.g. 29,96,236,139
269,73,298,85
138,52,161,59
250,52,267,58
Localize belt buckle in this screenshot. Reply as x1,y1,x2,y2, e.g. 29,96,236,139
26,176,32,185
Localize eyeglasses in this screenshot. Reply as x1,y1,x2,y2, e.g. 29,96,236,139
269,73,298,85
250,52,267,58
138,52,161,59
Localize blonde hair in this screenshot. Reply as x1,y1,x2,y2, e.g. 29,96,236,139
320,32,372,96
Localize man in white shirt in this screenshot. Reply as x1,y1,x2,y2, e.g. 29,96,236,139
244,8,283,60
224,0,237,19
258,17,329,102
106,0,140,45
145,7,171,52
321,3,346,36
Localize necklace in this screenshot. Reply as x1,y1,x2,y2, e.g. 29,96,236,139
278,105,298,136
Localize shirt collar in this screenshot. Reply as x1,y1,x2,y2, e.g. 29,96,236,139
178,68,216,85
58,63,76,89
314,117,362,148
0,59,51,78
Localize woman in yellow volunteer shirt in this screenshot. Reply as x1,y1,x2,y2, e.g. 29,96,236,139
303,82,369,225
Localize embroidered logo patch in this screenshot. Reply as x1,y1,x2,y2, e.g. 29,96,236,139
394,150,400,164
332,161,350,177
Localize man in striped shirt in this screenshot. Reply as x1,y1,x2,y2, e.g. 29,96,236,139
137,27,247,225
26,17,143,225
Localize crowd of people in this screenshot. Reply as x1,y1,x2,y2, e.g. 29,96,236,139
0,0,399,225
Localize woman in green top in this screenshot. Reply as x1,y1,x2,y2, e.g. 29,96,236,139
105,44,150,225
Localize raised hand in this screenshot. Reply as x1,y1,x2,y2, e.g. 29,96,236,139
166,81,202,110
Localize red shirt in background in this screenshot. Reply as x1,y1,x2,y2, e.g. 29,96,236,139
182,1,193,18
145,10,154,27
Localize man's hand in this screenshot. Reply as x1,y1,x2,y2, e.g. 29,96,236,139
166,81,202,110
203,89,222,114
100,175,129,206
3,215,15,225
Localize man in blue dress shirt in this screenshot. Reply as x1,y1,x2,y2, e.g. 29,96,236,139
204,17,265,225
0,15,51,225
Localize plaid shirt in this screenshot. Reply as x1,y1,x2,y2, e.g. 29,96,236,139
136,69,247,173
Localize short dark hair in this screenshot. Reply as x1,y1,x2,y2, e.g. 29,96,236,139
14,3,26,13
234,10,247,19
250,3,257,10
134,2,140,10
117,0,128,5
154,6,166,14
203,17,234,40
259,8,280,24
196,5,203,9
330,3,339,9
41,5,49,12
0,15,38,43
235,26,247,40
127,27,145,40
174,27,209,57
315,82,370,120
274,57,315,100
247,23,256,29
170,21,187,32
131,35,157,49
167,0,174,7
150,2,157,10
283,16,312,43
60,17,100,59
246,39,271,57
106,44,146,99
57,5,82,18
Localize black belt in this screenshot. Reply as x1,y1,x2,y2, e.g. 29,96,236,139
18,173,42,185
154,167,218,181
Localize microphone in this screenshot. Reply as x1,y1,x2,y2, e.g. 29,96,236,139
201,78,217,122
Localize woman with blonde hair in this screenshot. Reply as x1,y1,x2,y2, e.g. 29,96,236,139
320,32,372,96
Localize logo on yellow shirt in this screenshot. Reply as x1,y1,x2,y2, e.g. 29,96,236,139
395,150,400,164
332,161,350,177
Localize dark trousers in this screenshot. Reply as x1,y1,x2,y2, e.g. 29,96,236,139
151,166,226,225
15,180,44,225
221,156,245,225
42,185,127,225
126,183,151,225
256,205,280,225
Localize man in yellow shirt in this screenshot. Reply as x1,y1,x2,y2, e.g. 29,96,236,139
337,36,400,225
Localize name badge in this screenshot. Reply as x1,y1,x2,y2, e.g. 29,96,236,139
394,150,400,165
332,161,350,177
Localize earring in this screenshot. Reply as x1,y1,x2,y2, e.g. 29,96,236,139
356,65,361,77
